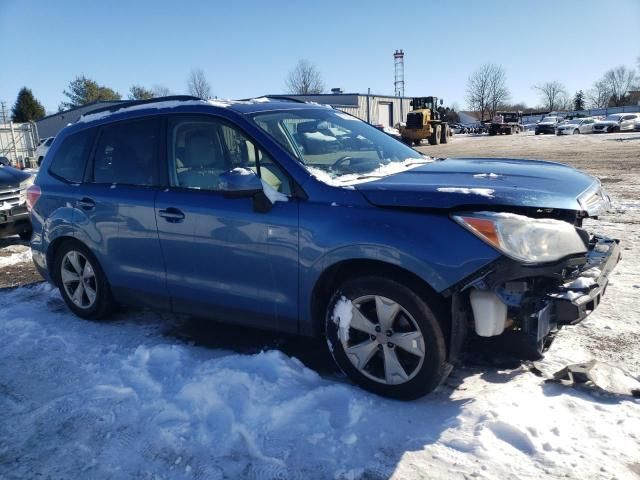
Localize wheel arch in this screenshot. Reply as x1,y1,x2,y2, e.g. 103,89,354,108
309,258,451,341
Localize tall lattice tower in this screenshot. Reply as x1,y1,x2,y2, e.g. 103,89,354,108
394,49,405,97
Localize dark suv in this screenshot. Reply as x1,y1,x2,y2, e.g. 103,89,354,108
0,162,34,240
28,96,620,399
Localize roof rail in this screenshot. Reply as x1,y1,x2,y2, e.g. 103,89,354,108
82,95,203,116
261,95,308,104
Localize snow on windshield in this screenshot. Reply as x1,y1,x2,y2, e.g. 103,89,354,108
253,109,429,187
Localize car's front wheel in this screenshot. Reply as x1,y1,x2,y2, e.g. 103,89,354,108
326,276,449,399
54,241,114,320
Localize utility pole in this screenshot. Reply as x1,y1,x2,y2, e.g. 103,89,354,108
0,101,7,124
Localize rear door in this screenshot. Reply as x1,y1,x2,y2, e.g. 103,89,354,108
75,117,168,308
155,114,299,333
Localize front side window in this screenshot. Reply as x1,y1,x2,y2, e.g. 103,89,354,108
168,116,291,195
252,108,428,186
92,118,160,186
48,128,95,183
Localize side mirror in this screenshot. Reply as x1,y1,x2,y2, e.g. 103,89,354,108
218,168,263,197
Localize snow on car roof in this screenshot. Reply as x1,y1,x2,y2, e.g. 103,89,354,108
76,96,327,124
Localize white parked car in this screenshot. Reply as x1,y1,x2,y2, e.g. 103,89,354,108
592,113,639,133
34,137,55,166
556,118,596,135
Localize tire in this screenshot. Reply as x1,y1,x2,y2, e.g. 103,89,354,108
413,139,422,146
428,125,441,146
18,229,32,241
535,131,540,135
53,240,114,320
325,276,449,400
440,123,448,144
574,129,580,135
37,156,43,166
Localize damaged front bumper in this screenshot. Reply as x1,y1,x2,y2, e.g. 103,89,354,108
449,235,621,360
549,236,621,325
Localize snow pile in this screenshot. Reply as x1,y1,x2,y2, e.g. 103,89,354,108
307,158,433,187
0,245,32,268
1,282,639,479
332,296,353,342
437,187,495,198
260,179,288,204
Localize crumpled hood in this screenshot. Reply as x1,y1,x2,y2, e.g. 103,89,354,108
0,165,31,187
355,158,598,212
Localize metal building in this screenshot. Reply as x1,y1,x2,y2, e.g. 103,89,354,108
35,100,126,139
277,93,412,127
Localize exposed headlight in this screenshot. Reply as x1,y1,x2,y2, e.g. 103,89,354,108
452,211,587,263
578,183,610,216
19,176,35,205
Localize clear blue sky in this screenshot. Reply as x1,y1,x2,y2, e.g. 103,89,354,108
1,0,638,114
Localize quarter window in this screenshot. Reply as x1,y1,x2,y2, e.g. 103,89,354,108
48,128,95,183
92,119,160,186
168,117,291,195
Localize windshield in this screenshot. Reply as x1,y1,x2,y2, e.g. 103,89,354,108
252,108,429,185
604,115,622,121
541,117,557,122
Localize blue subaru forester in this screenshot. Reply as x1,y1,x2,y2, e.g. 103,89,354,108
28,96,620,399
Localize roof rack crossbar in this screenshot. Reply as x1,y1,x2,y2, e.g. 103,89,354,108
82,95,202,116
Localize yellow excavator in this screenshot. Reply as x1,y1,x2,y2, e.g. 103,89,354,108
399,96,450,146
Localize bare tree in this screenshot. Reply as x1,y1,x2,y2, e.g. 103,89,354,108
533,81,568,111
285,60,325,95
601,66,636,106
187,69,212,99
466,63,509,121
586,80,610,109
151,85,173,97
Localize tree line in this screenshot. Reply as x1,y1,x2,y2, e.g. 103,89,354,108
466,58,639,120
8,60,325,123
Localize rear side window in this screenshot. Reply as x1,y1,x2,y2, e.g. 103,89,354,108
48,129,95,183
92,118,160,186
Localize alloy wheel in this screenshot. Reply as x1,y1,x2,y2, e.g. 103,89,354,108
61,250,98,309
339,295,426,385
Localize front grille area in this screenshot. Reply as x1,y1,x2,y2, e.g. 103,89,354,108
406,112,424,129
0,187,21,211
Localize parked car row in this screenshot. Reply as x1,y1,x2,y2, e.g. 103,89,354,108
534,113,640,135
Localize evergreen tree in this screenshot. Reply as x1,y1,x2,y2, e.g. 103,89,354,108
11,87,46,122
573,90,585,111
60,75,121,109
128,85,154,100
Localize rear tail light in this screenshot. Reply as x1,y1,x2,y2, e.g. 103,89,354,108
26,184,41,212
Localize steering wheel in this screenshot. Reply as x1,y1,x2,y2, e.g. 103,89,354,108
331,156,354,173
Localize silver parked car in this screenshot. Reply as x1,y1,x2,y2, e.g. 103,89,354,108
593,113,640,133
556,118,596,135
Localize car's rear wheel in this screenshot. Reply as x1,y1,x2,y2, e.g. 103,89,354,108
326,276,449,399
54,241,114,320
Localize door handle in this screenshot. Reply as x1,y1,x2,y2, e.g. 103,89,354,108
76,197,95,210
158,207,185,223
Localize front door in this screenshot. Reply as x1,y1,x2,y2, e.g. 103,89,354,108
155,115,299,333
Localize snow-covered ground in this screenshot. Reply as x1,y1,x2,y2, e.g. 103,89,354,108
1,133,639,479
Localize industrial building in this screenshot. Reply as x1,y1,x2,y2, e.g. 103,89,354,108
35,100,125,139
278,92,412,127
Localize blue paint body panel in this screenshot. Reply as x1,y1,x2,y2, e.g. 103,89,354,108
30,100,598,336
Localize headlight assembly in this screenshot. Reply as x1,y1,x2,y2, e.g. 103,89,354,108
452,211,587,264
19,176,35,205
